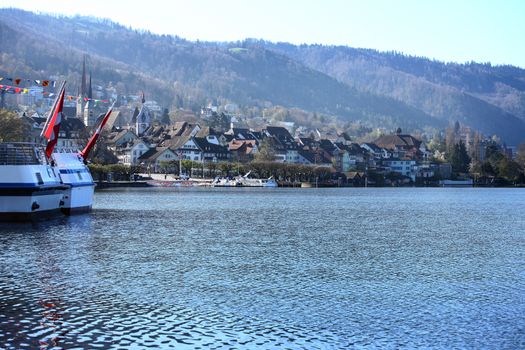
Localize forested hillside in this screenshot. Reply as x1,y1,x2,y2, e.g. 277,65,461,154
261,42,525,143
2,9,525,143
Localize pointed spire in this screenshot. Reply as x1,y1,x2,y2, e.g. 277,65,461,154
88,73,92,99
81,55,87,96
131,106,140,124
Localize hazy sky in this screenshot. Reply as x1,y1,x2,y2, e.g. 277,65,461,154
1,0,524,67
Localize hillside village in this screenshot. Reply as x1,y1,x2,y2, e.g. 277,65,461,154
6,84,522,187
2,58,524,186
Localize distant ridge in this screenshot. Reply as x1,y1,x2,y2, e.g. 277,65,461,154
1,8,525,144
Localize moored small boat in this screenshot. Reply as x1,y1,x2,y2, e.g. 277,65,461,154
211,172,278,187
147,179,198,187
211,176,242,187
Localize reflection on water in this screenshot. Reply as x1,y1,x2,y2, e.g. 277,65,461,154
1,188,525,349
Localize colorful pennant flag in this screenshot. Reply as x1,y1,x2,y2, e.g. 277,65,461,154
0,84,110,103
0,76,58,87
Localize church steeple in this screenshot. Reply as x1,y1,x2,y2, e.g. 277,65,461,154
81,55,87,97
77,55,89,120
88,74,92,99
83,73,95,126
135,91,150,136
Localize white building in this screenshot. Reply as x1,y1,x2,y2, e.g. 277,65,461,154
383,159,417,181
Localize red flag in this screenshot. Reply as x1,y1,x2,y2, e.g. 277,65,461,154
14,78,21,85
42,80,50,87
41,82,66,158
79,102,115,160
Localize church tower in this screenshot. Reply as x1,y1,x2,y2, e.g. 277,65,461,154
135,92,150,136
83,74,95,126
76,56,87,119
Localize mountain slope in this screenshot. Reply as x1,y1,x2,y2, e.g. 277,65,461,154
1,9,525,143
0,8,441,132
260,42,525,143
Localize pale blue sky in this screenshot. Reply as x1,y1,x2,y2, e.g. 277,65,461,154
1,0,524,67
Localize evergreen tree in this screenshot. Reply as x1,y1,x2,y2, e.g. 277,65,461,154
497,157,521,182
485,143,504,164
450,140,471,174
208,112,230,131
160,108,171,125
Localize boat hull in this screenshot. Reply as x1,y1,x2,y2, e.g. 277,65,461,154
53,152,96,215
147,180,197,187
0,208,63,222
0,185,68,222
60,183,95,215
212,178,278,187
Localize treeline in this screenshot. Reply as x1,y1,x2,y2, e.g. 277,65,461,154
470,144,525,185
432,124,525,185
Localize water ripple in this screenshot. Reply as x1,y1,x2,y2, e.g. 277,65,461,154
1,188,525,349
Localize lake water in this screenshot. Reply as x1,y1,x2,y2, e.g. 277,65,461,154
1,188,525,349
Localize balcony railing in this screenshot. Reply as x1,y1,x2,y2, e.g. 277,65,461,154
0,142,46,165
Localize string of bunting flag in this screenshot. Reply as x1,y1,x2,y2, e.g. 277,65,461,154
0,84,110,103
0,76,58,87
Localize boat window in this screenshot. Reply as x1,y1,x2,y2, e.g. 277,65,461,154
77,171,83,180
35,172,44,185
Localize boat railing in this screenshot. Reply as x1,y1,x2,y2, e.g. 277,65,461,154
0,142,47,165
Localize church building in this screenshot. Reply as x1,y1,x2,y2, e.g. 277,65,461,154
76,56,96,127
130,92,151,136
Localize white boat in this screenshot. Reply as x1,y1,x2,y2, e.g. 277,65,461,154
0,143,68,221
211,176,242,187
239,176,278,187
439,179,474,187
55,102,115,215
147,179,198,187
238,171,278,187
53,151,95,215
0,80,112,220
212,172,278,187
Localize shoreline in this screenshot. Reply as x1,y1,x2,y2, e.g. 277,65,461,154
94,179,525,190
